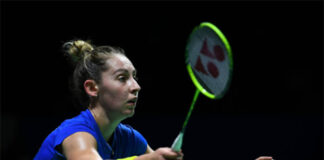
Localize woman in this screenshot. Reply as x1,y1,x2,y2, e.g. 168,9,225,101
34,40,183,160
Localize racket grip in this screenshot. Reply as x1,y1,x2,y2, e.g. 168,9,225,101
171,132,184,152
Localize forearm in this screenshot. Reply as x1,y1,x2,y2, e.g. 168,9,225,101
110,146,182,160
67,150,102,160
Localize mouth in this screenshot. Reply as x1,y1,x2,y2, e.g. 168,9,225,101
126,97,138,106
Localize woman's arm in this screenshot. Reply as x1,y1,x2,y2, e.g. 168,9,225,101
256,156,273,160
136,144,182,160
62,133,182,160
136,147,182,160
62,132,102,160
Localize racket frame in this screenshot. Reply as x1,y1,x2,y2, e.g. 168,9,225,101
185,22,234,99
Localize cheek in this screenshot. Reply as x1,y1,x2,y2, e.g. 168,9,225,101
99,84,127,106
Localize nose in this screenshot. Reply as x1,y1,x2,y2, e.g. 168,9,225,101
130,78,141,95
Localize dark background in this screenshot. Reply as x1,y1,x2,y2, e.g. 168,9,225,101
1,1,323,160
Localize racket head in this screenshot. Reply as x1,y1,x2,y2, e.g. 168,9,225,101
185,22,233,99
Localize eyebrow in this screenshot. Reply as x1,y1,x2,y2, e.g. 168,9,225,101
113,68,137,75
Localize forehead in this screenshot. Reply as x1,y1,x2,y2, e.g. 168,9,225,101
105,54,135,73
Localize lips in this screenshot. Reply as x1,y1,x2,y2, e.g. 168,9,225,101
126,97,137,105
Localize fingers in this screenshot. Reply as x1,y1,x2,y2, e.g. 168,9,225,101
255,156,274,160
155,147,183,160
156,148,177,159
175,151,183,160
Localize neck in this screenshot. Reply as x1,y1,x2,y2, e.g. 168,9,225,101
89,105,121,142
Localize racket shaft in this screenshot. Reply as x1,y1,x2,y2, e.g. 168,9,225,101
171,89,200,151
181,89,200,133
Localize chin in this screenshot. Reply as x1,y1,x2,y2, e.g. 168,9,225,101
124,109,135,118
128,112,135,118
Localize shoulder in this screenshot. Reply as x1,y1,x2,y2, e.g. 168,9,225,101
118,123,134,131
117,123,141,137
34,110,98,160
54,110,98,146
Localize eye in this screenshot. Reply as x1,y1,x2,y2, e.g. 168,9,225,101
133,75,139,81
133,71,138,81
118,75,129,82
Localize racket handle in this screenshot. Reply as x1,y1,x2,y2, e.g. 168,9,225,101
171,132,184,152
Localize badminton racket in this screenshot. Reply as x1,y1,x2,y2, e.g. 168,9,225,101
171,22,233,151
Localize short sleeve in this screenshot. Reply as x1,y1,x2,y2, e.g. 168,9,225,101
34,109,99,160
54,123,97,148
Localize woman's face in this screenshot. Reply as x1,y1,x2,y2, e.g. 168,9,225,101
98,54,141,120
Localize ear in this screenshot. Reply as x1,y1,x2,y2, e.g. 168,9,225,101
84,79,99,97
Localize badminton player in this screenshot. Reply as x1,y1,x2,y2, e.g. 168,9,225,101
34,40,183,160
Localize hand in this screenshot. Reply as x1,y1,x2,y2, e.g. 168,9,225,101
155,148,183,160
136,147,183,160
255,156,274,160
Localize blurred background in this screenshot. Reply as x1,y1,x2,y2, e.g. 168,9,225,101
1,1,323,160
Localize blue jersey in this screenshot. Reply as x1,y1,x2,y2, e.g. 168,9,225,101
34,109,147,160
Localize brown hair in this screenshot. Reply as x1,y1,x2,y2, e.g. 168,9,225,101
63,39,125,108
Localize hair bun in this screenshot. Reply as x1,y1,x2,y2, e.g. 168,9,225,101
63,40,94,63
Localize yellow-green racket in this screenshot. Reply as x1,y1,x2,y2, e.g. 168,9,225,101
171,22,233,151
